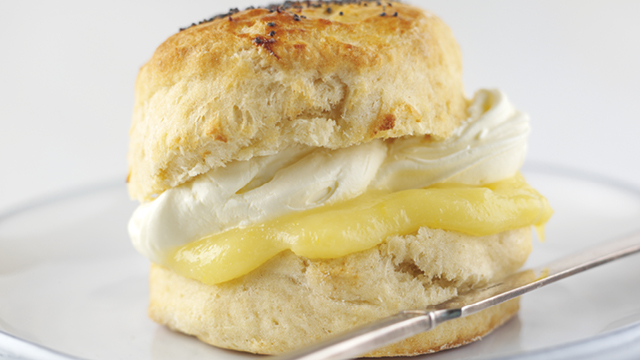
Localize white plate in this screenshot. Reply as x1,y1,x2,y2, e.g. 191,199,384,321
1,164,640,360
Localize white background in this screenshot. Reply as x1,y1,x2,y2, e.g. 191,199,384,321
1,0,639,212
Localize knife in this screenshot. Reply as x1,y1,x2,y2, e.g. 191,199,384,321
275,231,640,360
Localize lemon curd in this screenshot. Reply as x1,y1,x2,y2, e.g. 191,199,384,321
168,174,552,285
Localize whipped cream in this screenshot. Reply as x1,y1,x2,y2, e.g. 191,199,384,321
373,89,529,191
129,89,530,264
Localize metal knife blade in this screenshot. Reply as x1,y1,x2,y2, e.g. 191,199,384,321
275,231,640,360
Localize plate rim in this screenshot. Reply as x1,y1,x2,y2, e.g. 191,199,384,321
1,162,640,360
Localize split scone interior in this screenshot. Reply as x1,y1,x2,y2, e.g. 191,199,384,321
127,1,552,356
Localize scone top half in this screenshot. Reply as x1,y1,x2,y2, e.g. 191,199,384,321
128,1,466,201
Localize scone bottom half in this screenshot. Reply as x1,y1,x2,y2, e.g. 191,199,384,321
149,226,532,356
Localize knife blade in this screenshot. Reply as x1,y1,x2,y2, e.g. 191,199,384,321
275,231,640,360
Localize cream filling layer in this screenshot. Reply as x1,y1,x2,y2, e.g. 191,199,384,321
129,89,530,265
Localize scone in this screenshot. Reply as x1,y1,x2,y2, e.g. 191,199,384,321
127,1,552,356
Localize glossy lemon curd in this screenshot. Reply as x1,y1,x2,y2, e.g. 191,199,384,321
168,174,552,285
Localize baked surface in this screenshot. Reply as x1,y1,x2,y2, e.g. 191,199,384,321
149,226,531,355
128,1,467,201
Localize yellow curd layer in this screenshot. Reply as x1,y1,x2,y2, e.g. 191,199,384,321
168,174,552,285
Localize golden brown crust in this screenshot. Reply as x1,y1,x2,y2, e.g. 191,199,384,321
128,1,467,201
149,226,531,355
